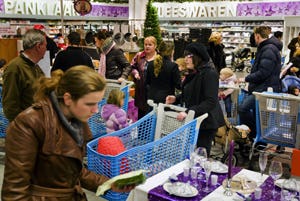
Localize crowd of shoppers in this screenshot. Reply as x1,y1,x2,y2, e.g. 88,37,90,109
2,25,300,199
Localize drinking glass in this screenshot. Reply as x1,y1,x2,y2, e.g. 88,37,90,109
268,160,283,196
203,160,212,192
258,152,268,183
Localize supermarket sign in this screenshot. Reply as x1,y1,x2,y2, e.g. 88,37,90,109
153,1,300,18
0,0,129,18
153,2,237,18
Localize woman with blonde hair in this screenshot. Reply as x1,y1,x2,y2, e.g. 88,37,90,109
131,36,158,119
2,66,134,200
145,40,181,105
207,31,227,73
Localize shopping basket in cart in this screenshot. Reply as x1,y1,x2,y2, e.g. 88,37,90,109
87,104,208,201
88,79,133,138
0,86,9,138
250,92,300,159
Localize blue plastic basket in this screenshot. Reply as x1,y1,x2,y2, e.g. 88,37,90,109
87,111,205,201
0,86,9,138
88,80,133,139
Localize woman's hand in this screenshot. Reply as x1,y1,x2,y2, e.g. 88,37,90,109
165,95,176,104
118,77,125,83
177,112,187,121
134,73,140,80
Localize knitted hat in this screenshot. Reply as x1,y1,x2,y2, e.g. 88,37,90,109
185,42,210,62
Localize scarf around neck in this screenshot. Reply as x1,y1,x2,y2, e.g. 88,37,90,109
50,91,84,147
98,37,116,77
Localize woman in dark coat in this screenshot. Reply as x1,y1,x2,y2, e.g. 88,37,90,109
207,31,227,73
145,40,181,104
166,43,225,156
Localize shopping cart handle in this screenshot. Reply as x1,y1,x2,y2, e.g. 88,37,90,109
195,113,208,130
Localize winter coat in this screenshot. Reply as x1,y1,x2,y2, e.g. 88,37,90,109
100,38,132,80
176,63,225,130
2,53,45,122
246,36,282,93
131,51,150,112
101,104,129,133
219,74,237,97
51,46,94,72
1,98,107,201
207,42,227,73
145,57,181,104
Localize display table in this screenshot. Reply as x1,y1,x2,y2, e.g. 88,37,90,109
126,159,277,201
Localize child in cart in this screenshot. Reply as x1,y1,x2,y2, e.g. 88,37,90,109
218,67,237,117
101,89,130,133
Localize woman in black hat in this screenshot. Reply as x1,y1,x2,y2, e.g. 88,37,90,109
166,42,225,156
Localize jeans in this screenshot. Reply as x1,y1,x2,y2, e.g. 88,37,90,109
238,94,256,140
224,95,232,117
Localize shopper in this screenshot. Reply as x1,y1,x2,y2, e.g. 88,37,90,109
218,67,237,118
131,36,157,119
33,24,59,66
238,26,282,140
1,66,134,200
165,42,225,156
207,31,226,73
2,29,46,122
51,31,94,72
94,30,132,82
287,32,300,62
145,40,181,105
101,89,129,133
175,57,188,81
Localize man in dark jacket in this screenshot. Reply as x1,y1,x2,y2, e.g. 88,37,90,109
51,31,94,72
238,26,282,140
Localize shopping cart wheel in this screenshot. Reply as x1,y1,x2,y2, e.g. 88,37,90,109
221,153,238,167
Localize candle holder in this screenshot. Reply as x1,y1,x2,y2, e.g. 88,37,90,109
223,178,233,196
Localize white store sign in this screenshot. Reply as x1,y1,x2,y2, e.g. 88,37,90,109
153,2,238,18
4,0,78,16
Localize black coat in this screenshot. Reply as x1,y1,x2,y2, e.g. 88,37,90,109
207,42,226,73
246,36,282,93
145,57,181,104
51,46,94,72
176,64,225,130
105,47,131,80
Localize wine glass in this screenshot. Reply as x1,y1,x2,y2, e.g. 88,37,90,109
258,152,268,184
203,160,212,192
268,160,283,197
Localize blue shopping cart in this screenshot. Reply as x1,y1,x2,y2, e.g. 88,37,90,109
87,103,207,201
88,79,133,139
250,92,300,159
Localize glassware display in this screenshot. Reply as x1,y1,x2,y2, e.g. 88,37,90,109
258,152,268,183
203,160,212,192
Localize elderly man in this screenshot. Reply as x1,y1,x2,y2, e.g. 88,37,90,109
2,29,47,122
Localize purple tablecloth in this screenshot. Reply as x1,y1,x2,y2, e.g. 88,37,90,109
148,167,284,201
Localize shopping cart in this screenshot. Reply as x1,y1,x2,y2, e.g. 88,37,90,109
0,86,9,138
88,79,133,138
250,92,300,160
87,104,208,201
